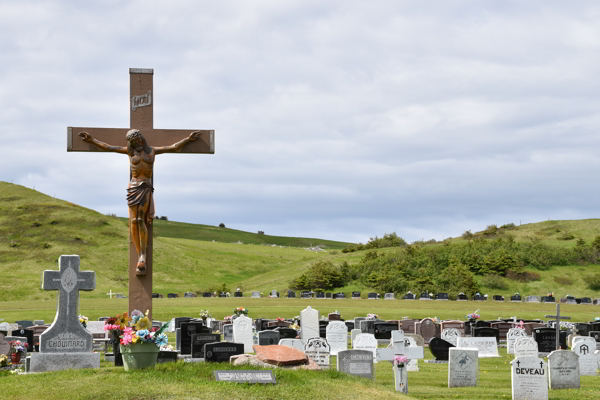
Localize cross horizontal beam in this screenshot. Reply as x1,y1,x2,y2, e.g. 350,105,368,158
67,127,215,154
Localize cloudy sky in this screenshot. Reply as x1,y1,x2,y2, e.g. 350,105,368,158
1,1,599,243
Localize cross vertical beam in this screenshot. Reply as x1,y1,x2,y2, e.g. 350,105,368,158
128,68,153,318
545,303,571,351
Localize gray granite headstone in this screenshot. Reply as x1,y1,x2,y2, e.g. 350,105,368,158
548,350,580,389
258,330,280,346
223,324,233,342
448,348,478,387
251,291,260,298
39,255,95,353
29,255,100,372
0,333,10,356
337,349,374,379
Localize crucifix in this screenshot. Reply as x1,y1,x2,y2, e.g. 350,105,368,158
67,68,215,318
545,304,571,351
106,290,114,299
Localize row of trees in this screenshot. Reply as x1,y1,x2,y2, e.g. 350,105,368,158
290,233,600,296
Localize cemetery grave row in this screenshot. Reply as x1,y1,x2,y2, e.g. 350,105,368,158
145,290,600,304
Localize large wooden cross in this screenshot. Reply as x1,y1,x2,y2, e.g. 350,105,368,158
67,68,215,318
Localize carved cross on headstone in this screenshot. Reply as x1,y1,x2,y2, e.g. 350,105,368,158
545,304,571,351
67,68,215,318
376,330,424,362
40,255,95,353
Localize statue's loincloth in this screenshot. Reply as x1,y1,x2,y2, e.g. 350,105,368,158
126,181,155,224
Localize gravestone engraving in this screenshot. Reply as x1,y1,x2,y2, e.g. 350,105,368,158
337,349,374,379
507,328,527,354
278,339,304,352
191,333,220,358
514,337,539,358
448,348,478,387
233,315,253,353
213,370,276,384
547,350,580,389
457,337,499,357
304,337,330,367
441,328,461,346
353,333,377,362
300,306,319,344
326,321,348,355
258,330,280,346
511,357,548,400
29,255,100,372
429,337,454,361
204,342,245,362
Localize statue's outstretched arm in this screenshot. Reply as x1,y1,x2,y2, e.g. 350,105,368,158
155,131,201,154
78,131,127,154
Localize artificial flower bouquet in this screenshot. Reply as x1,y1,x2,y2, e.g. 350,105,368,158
367,313,378,320
466,310,480,322
79,315,88,328
9,340,27,356
104,310,168,348
0,354,7,367
393,356,409,368
234,307,248,316
199,310,211,319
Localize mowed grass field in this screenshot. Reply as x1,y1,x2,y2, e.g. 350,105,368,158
1,298,600,399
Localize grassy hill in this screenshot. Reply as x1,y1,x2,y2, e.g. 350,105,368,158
2,181,600,302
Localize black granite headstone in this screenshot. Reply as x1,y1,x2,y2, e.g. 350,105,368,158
367,292,378,299
152,293,160,299
204,342,245,362
475,321,491,328
510,295,521,301
191,333,220,358
287,290,296,298
344,321,355,331
319,320,329,338
234,292,243,298
203,292,212,298
533,328,565,352
274,327,298,339
258,330,281,346
316,292,325,299
180,322,210,355
360,320,376,335
373,322,397,339
174,317,193,330
16,328,34,352
429,337,454,361
404,293,415,300
457,293,468,301
436,293,449,300
472,327,500,342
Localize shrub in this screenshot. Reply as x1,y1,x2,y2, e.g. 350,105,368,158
158,216,168,221
592,236,600,250
483,225,498,235
500,223,516,229
588,274,600,290
506,270,541,282
462,230,473,239
219,223,225,228
557,231,575,240
553,276,573,286
31,221,41,227
481,274,509,290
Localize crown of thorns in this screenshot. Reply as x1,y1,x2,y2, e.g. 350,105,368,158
125,129,144,141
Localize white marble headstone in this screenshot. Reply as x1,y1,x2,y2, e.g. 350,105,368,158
507,328,527,354
300,306,319,344
547,350,580,389
514,337,539,358
305,337,331,367
351,329,361,345
326,321,348,355
573,340,597,376
448,348,479,387
441,328,460,347
232,315,253,353
457,337,499,358
404,337,420,371
511,357,548,400
353,333,378,363
278,338,305,352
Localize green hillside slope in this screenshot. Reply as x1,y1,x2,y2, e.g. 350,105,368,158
0,182,353,300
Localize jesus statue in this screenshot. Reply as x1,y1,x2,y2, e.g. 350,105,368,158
78,129,201,275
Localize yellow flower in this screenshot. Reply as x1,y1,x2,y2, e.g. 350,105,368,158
131,335,139,344
135,316,151,331
116,312,130,329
